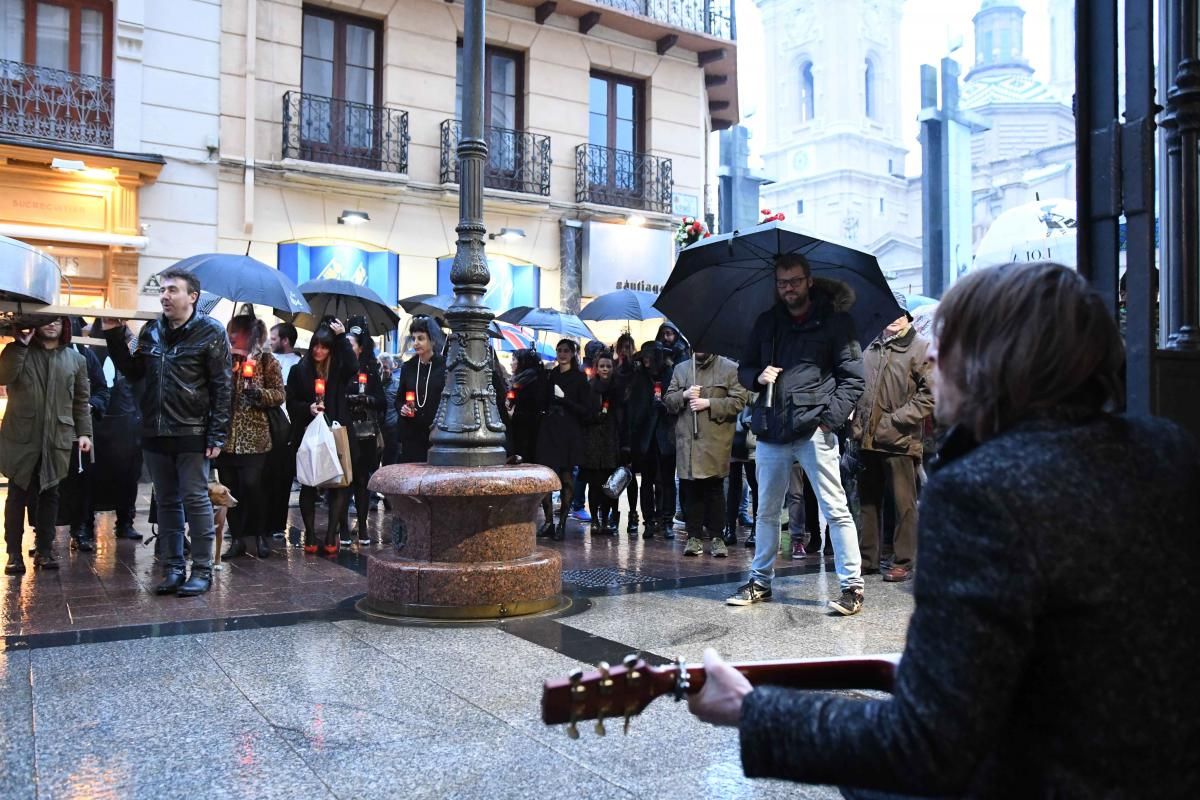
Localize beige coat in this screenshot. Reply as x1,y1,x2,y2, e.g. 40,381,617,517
663,354,749,479
851,325,934,457
0,341,92,491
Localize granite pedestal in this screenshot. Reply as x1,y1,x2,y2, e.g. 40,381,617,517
365,463,562,619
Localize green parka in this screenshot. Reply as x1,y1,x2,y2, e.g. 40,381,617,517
0,340,92,492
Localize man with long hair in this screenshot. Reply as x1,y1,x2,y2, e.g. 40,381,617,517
1,316,93,573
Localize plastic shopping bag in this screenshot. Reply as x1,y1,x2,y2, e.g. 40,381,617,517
296,415,343,487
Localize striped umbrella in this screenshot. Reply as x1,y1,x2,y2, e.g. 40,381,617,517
489,319,534,349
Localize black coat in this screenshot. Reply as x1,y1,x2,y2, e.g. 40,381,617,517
740,413,1200,798
285,334,357,444
534,365,588,472
507,367,546,464
340,355,386,441
105,311,233,450
395,354,446,463
737,287,865,444
580,376,627,471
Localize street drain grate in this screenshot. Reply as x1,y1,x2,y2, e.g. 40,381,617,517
562,567,659,589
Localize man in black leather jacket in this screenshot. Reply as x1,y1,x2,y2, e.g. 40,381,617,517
103,269,231,597
727,252,866,614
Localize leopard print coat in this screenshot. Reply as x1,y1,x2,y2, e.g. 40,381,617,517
226,349,285,455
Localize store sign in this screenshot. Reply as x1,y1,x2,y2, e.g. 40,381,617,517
2,188,106,230
580,221,675,297
436,255,540,311
277,243,399,304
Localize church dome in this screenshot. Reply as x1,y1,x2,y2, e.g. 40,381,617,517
960,73,1064,109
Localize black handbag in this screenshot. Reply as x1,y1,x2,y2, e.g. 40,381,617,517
267,405,290,449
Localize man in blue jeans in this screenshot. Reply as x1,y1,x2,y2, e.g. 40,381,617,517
727,252,866,614
103,268,231,597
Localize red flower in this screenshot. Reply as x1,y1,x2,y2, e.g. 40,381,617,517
703,232,712,238
760,208,771,215
773,213,786,221
691,221,703,233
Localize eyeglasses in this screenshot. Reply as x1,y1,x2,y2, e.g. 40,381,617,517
775,277,808,290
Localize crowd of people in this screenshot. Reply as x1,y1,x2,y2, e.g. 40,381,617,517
2,253,938,615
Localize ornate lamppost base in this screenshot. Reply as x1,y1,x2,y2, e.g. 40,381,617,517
364,463,562,620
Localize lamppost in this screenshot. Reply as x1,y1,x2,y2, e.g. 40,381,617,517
427,0,508,467
364,0,562,620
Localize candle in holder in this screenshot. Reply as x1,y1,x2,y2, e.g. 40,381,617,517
505,389,516,402
241,360,255,390
357,372,367,394
653,382,663,400
585,367,594,379
404,390,416,406
601,400,609,414
315,378,326,402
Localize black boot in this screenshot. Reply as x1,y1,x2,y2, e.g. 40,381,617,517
116,522,143,541
222,538,248,559
641,520,655,540
33,551,59,570
553,512,567,541
607,511,620,535
744,532,757,548
537,522,555,538
256,536,271,559
627,512,639,534
722,525,738,547
4,555,26,575
155,565,187,595
177,565,212,597
661,519,676,540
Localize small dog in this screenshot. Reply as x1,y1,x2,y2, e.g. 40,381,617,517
208,481,238,568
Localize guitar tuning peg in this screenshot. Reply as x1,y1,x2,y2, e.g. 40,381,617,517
569,668,585,684
597,661,611,677
622,653,638,670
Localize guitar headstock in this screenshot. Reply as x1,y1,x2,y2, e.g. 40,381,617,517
541,654,684,737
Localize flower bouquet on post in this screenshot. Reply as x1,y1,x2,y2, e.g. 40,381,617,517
675,216,712,249
759,208,786,225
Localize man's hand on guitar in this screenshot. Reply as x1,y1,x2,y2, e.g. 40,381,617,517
686,649,753,727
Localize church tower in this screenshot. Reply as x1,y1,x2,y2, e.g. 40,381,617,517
966,0,1035,81
754,0,909,251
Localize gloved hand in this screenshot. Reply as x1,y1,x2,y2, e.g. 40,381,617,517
347,393,370,407
242,387,262,404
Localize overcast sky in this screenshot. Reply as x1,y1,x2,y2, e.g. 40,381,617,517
735,0,1058,175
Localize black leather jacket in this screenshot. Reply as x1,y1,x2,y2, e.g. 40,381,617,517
105,311,233,449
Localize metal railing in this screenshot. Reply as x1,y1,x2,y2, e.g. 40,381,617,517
593,0,734,39
440,120,551,196
576,144,673,213
282,90,409,173
0,59,113,147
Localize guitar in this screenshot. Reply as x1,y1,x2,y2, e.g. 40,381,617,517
542,653,900,738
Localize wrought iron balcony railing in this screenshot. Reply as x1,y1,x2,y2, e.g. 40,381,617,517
282,90,409,173
0,59,113,148
593,0,734,40
576,144,673,214
439,120,551,197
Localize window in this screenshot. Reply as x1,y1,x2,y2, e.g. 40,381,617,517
455,44,524,130
879,197,885,215
300,6,382,155
1,0,112,76
588,71,643,194
999,28,1012,59
799,61,815,122
796,199,805,215
979,30,994,63
864,58,876,120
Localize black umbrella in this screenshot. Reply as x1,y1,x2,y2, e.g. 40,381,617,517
496,306,595,339
284,279,400,335
398,292,456,319
167,253,310,314
653,220,902,359
578,289,661,322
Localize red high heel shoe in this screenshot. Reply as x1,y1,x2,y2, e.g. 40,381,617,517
303,544,319,554
322,544,339,555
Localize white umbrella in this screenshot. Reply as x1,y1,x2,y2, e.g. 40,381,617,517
974,198,1077,270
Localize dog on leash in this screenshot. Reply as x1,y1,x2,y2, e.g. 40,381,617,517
208,480,238,568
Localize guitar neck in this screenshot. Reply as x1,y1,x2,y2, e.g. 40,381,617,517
680,654,901,694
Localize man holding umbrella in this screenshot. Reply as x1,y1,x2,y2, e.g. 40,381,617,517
729,253,866,614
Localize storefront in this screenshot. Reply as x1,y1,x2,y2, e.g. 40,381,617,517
0,142,163,310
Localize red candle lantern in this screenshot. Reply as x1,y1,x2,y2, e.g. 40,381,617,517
505,389,516,402
357,372,367,394
241,360,256,379
404,390,416,405
315,378,326,401
653,382,662,399
585,367,594,379
601,400,610,414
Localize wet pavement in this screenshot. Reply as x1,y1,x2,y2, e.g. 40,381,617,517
0,481,915,799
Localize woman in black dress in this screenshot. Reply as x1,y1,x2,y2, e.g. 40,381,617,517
534,339,589,540
396,317,447,464
505,349,550,525
286,319,356,553
340,322,386,547
579,350,627,535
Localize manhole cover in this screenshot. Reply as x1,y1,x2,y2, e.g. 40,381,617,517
562,567,658,589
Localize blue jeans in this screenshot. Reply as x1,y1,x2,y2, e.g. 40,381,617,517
751,430,862,591
144,450,214,569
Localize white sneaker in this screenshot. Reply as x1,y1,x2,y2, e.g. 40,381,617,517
358,538,371,546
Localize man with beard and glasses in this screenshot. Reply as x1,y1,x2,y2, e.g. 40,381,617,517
2,316,93,574
728,252,865,614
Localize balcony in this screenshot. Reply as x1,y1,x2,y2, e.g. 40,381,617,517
440,120,552,197
282,91,409,173
593,0,733,39
0,59,113,148
575,144,672,214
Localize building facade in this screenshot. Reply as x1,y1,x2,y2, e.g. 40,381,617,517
217,0,738,325
0,0,221,311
